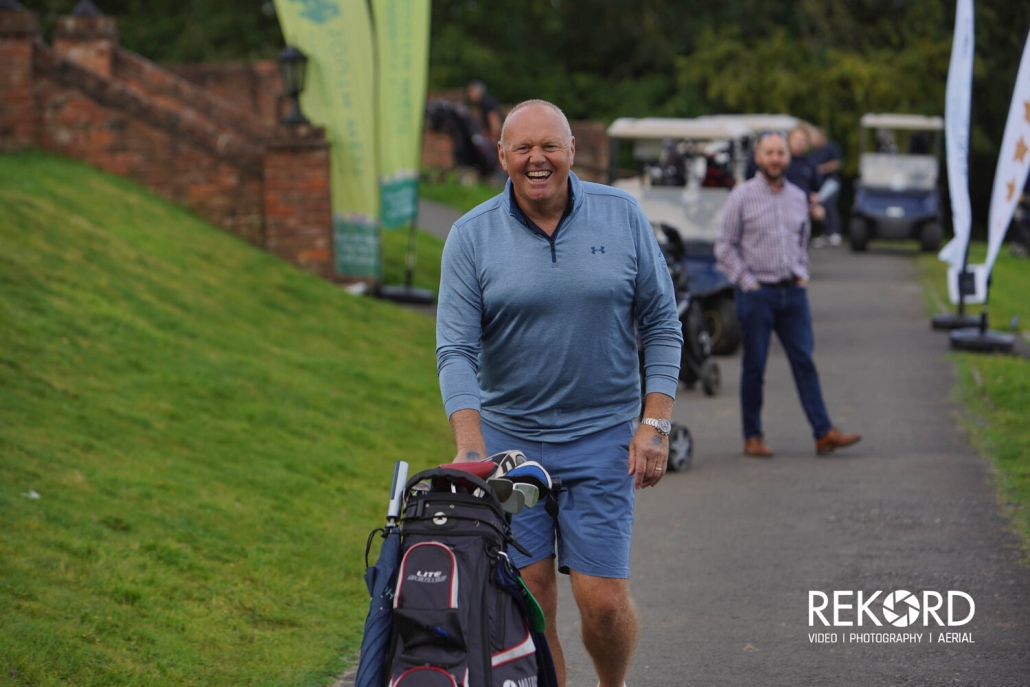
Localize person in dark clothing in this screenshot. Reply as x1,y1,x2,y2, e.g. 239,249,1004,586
786,127,821,196
786,127,826,228
809,127,844,246
466,80,503,143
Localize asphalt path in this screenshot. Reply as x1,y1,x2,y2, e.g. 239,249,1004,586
399,202,1030,684
418,198,462,242
552,246,1030,687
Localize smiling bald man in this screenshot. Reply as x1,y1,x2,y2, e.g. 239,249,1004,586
435,100,683,687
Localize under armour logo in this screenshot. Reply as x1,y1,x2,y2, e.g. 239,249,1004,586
591,246,606,254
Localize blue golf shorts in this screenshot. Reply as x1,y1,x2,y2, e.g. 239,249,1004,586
481,421,636,579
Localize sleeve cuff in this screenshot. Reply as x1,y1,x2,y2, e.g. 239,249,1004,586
443,392,482,418
644,368,680,400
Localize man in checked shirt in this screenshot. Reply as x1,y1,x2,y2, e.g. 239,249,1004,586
715,132,861,458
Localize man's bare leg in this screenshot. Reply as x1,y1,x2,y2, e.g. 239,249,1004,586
520,557,566,687
570,572,638,687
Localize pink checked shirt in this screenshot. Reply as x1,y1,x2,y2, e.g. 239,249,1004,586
715,175,811,292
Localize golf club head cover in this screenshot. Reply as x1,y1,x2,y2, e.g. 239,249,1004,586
505,461,561,518
503,461,552,492
488,450,527,479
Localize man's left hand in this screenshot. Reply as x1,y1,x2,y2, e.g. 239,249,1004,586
628,424,668,489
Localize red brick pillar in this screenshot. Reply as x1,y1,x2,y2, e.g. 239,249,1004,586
0,7,40,151
263,125,334,279
53,11,117,77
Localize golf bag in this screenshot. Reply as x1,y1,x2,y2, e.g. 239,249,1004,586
385,466,557,687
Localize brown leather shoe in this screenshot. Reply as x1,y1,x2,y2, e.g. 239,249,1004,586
744,436,773,458
816,428,862,455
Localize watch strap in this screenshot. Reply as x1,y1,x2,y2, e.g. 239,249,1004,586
641,417,670,436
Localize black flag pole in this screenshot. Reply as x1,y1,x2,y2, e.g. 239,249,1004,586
378,209,435,305
931,238,980,329
948,266,1016,353
933,0,981,330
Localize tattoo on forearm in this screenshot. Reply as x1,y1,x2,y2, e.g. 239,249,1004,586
464,451,482,461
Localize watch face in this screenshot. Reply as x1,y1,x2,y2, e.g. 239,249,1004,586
657,419,672,435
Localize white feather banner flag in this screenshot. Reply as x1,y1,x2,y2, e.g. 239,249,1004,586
984,29,1030,274
938,0,975,271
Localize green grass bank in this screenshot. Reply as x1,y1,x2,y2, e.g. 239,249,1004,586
0,152,453,686
916,245,1030,558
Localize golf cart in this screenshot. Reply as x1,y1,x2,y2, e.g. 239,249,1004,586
607,117,752,356
697,113,802,159
850,113,944,252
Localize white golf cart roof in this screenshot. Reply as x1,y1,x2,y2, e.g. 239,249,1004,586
697,113,801,134
860,113,944,131
607,117,752,141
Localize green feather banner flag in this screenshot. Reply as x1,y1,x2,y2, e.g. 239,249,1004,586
274,0,381,279
372,0,432,230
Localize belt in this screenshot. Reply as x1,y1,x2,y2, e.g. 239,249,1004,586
759,277,798,288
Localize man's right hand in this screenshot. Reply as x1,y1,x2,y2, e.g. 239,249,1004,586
453,448,486,463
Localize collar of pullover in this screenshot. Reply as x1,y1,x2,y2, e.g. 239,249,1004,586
505,171,581,239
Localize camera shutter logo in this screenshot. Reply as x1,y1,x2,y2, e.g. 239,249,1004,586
882,590,920,627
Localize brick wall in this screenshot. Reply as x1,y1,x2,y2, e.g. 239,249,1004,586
34,42,268,245
422,131,454,170
264,128,333,278
570,120,609,183
0,8,333,280
0,11,37,151
170,61,282,130
53,14,116,77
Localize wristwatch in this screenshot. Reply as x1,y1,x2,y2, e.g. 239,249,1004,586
641,418,671,436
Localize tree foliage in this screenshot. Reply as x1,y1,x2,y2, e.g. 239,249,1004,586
429,0,1030,230
20,0,1030,227
26,0,282,63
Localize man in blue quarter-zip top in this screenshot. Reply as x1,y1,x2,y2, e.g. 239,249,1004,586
436,99,683,687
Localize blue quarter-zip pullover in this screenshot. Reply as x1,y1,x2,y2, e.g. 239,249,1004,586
436,172,682,442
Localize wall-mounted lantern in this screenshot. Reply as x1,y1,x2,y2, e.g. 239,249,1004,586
278,46,310,126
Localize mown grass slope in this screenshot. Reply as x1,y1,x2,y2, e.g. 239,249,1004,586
917,245,1030,558
0,152,452,686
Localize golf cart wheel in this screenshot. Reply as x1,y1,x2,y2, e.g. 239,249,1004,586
666,423,693,472
919,221,942,252
704,296,741,356
849,216,869,252
700,358,721,396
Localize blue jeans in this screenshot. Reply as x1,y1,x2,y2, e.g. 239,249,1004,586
735,284,832,440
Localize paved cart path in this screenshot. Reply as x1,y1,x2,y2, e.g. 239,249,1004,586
553,247,1030,687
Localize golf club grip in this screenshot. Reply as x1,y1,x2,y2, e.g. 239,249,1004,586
386,461,409,521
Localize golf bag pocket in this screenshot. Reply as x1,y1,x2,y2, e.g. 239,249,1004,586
489,588,538,686
393,542,467,667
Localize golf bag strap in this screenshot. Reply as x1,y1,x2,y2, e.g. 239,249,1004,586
545,494,559,519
